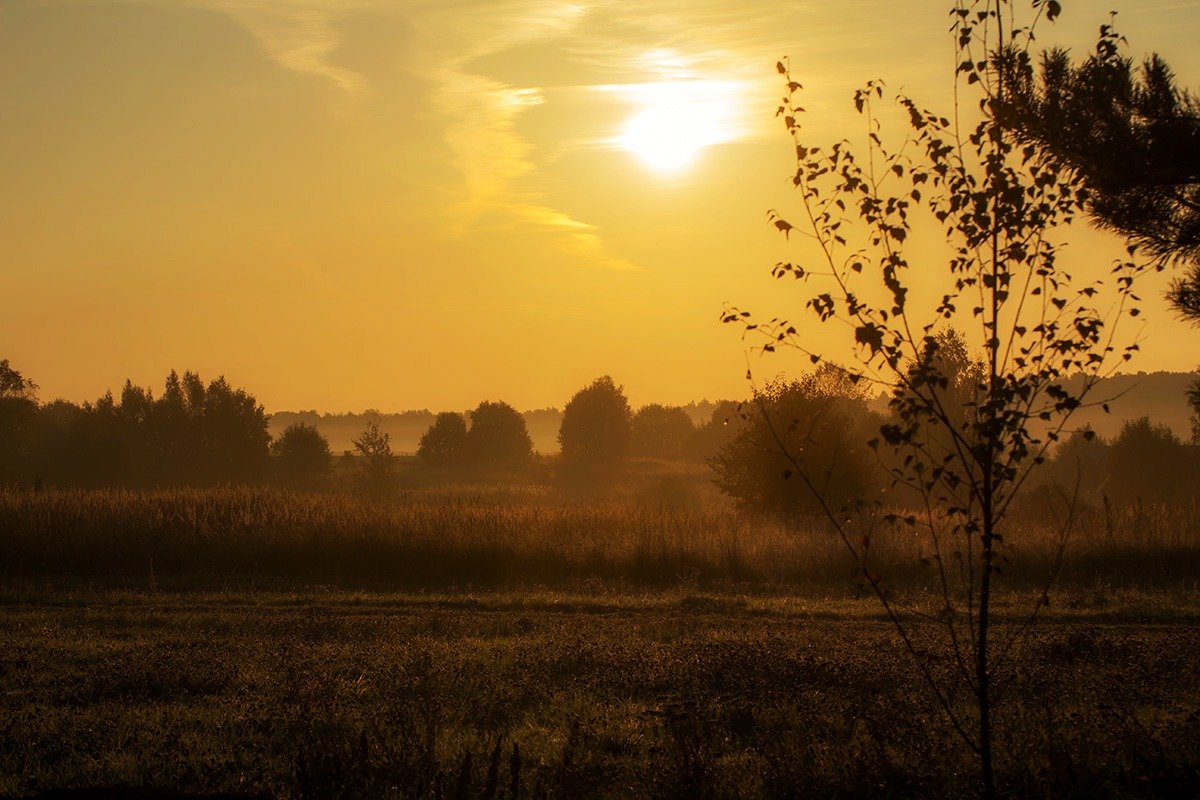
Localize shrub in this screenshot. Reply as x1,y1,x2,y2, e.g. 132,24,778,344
710,365,883,517
631,404,695,461
271,422,333,489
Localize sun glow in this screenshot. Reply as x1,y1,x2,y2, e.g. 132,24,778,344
614,80,743,173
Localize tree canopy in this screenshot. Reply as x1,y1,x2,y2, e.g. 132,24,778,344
725,7,1155,790
1107,416,1195,504
558,376,632,482
995,28,1200,319
709,365,882,517
630,404,695,461
0,360,40,485
0,360,37,400
270,422,333,489
351,420,397,492
464,401,533,475
418,412,469,469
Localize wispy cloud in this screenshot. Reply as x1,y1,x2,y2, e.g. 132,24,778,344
195,0,821,271
431,64,638,270
405,1,645,269
197,0,368,92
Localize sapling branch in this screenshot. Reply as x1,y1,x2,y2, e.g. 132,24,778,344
728,3,1152,796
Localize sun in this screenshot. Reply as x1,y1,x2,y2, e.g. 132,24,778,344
615,80,742,174
619,103,707,172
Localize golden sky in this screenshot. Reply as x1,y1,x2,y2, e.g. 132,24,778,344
4,0,1200,412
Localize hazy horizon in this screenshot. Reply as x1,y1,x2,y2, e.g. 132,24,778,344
6,0,1200,412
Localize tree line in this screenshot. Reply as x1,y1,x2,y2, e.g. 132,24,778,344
3,354,1198,509
0,361,736,493
0,362,271,489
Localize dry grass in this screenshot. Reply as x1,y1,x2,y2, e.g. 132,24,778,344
2,488,1199,797
1,589,1197,799
1,487,1198,592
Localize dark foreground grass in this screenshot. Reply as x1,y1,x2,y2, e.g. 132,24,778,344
3,488,1199,797
2,587,1199,799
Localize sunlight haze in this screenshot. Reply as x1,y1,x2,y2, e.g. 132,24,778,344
4,0,1200,412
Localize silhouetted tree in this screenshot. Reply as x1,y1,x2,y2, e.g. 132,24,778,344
631,404,695,460
996,25,1200,319
0,360,37,400
150,370,195,485
1107,416,1195,505
55,391,128,487
558,376,632,483
197,376,271,484
31,400,85,484
710,365,883,517
271,422,333,489
0,360,40,485
417,412,468,469
888,329,987,495
726,6,1152,792
1188,370,1200,444
1036,426,1110,507
352,420,397,493
995,23,1200,478
116,380,156,484
42,370,269,488
464,401,533,476
686,400,744,463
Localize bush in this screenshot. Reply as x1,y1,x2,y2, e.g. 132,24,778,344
271,422,333,489
1107,416,1197,505
631,404,695,460
710,365,883,517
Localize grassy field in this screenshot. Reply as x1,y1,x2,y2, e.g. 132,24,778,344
2,588,1198,798
1,488,1199,798
3,487,1199,591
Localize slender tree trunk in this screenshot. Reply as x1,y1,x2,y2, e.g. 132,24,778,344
978,510,995,800
978,5,1003,797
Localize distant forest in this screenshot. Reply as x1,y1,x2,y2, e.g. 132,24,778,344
272,370,1197,455
271,404,718,455
3,356,1200,512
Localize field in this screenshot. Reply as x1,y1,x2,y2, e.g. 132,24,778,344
4,487,1200,591
2,488,1199,798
